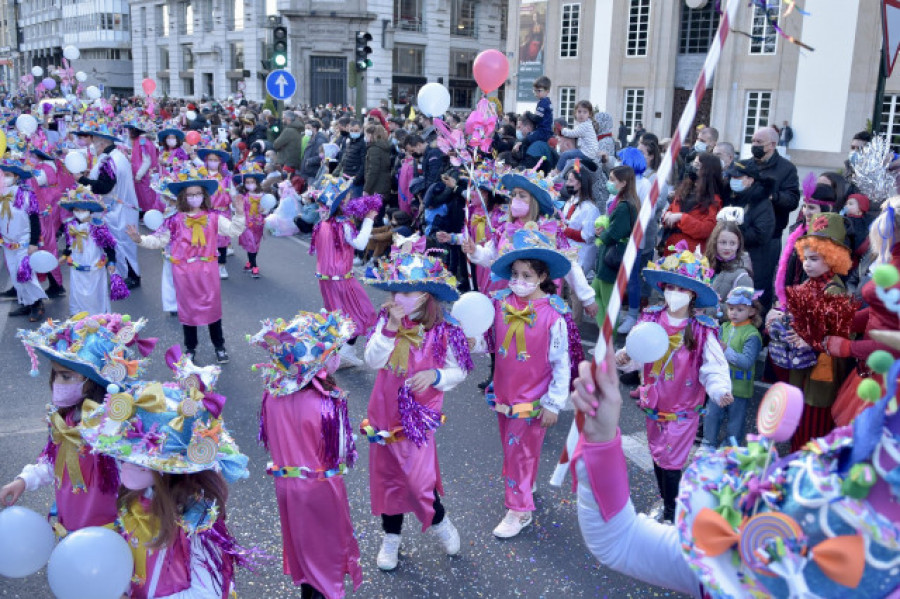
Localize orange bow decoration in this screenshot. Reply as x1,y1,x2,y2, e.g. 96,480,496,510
197,420,222,443
184,214,208,246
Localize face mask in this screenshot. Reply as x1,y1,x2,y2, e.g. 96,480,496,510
729,178,745,193
207,160,220,171
52,381,84,407
515,130,524,141
119,462,155,491
186,194,204,208
305,129,313,137
166,138,177,148
664,289,692,313
73,209,91,222
394,293,424,317
693,141,707,153
750,144,766,160
245,181,258,191
510,197,530,218
4,176,15,188
848,150,860,166
509,279,538,298
349,132,361,140
565,185,577,196
324,353,341,375
243,127,253,134
606,181,618,195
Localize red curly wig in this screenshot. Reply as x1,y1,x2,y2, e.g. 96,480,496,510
795,237,852,276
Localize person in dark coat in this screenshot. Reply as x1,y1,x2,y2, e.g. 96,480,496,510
272,111,304,171
363,124,393,203
339,119,367,197
300,119,328,180
617,121,629,150
724,160,776,300
405,134,446,203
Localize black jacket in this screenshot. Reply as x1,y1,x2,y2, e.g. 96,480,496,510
725,178,776,292
340,136,367,180
754,150,799,238
364,140,393,198
427,179,467,234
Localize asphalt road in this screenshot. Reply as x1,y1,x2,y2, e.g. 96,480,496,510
0,228,761,598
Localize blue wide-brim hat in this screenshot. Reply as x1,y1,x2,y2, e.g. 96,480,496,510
0,162,34,180
232,172,265,185
60,198,105,213
500,173,555,216
157,128,185,143
642,269,718,308
198,148,231,162
491,227,571,280
29,148,54,161
74,127,122,143
167,178,219,197
317,177,352,217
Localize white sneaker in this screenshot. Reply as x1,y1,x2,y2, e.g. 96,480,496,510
226,247,235,256
353,256,363,267
617,314,637,335
492,510,532,538
218,265,229,280
337,343,362,368
429,518,460,556
376,533,401,571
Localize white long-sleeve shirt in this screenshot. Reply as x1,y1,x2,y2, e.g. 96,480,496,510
18,460,54,491
561,120,600,160
344,217,373,251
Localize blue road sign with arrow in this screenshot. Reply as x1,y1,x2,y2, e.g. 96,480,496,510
265,70,296,100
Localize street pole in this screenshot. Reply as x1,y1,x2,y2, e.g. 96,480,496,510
873,43,887,134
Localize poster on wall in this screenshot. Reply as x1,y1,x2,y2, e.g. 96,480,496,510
516,0,547,102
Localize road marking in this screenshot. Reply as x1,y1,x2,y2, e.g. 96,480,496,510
0,426,47,437
621,431,655,472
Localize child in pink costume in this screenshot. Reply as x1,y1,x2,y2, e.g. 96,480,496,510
310,178,378,366
617,245,731,523
0,313,153,535
124,117,160,213
362,241,473,571
156,125,190,177
29,146,66,296
476,226,584,538
251,310,363,598
199,147,234,279
234,164,268,278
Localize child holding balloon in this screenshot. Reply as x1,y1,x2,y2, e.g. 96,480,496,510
1,313,152,536
617,244,731,523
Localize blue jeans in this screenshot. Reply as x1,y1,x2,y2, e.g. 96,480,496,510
627,250,652,311
702,395,749,447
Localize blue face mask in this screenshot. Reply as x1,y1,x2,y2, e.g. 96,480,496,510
693,141,707,153
729,178,745,193
349,132,362,140
515,130,524,141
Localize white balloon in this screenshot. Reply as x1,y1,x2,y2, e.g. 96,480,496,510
186,110,197,120
142,209,164,231
75,71,87,83
260,193,277,213
30,250,59,274
63,45,80,60
416,82,451,118
624,321,670,364
0,506,56,578
85,85,101,100
15,114,38,135
64,151,88,174
31,66,43,77
47,526,133,599
450,291,494,337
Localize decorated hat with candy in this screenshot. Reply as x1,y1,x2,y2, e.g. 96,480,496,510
59,184,104,213
315,175,352,217
0,157,34,180
18,312,155,388
491,222,571,281
643,241,718,308
500,170,557,216
166,162,218,196
364,233,459,302
120,108,155,134
79,377,248,482
248,310,355,396
232,161,265,186
74,113,121,142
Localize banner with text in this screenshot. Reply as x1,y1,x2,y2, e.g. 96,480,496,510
516,0,547,102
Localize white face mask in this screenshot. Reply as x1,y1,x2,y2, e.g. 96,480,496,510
3,175,14,188
245,181,257,192
73,209,91,222
664,289,692,313
166,137,178,148
509,279,538,298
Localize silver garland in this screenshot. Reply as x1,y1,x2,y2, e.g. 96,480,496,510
851,134,896,206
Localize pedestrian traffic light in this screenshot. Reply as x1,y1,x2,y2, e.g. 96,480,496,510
272,26,288,69
355,31,372,71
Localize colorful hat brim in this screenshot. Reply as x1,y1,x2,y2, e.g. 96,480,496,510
167,179,219,196
157,128,185,143
198,149,231,162
491,247,571,280
367,279,459,303
500,173,554,216
33,347,117,388
74,130,122,143
0,165,34,179
60,200,105,213
642,269,719,308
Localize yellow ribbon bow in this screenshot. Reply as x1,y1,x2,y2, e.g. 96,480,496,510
471,214,488,243
501,303,536,360
107,383,168,422
49,399,99,491
387,325,424,375
249,197,260,217
120,498,160,584
184,214,208,247
68,225,89,253
649,332,684,380
0,193,12,220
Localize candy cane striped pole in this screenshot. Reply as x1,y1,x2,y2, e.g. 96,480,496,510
550,0,742,486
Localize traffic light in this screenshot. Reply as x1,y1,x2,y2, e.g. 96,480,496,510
272,25,288,69
355,31,372,71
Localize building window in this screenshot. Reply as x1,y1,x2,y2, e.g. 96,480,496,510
392,44,424,76
449,48,475,79
229,0,243,31
743,91,772,143
880,94,900,147
558,87,576,124
183,77,194,96
623,88,645,137
265,0,276,16
559,4,580,58
182,45,193,70
394,0,423,32
159,46,169,70
449,49,476,109
626,0,650,57
180,2,193,35
679,2,719,54
231,42,244,70
451,0,475,38
159,4,169,37
500,2,507,41
749,0,779,55
199,0,212,32
159,77,170,95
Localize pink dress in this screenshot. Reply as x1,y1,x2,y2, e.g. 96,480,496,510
209,176,233,249
33,162,64,286
131,138,160,212
260,387,362,597
168,211,222,326
468,200,507,295
238,193,265,253
311,217,376,337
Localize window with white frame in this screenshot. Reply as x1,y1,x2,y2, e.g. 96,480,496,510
679,2,719,54
559,3,580,58
558,87,576,124
627,0,651,57
623,88,645,136
880,94,900,148
749,0,779,55
394,0,424,32
159,4,169,37
743,91,772,143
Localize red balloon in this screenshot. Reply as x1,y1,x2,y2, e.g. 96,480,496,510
473,49,509,94
141,78,156,95
185,131,201,146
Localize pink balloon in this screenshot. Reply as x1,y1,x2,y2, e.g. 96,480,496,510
41,78,56,90
142,78,156,95
473,49,509,94
185,131,201,146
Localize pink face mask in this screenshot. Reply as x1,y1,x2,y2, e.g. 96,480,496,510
51,381,84,407
119,462,155,491
510,197,530,218
186,194,204,208
324,353,341,374
394,293,424,317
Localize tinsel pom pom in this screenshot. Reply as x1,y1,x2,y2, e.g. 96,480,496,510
397,384,444,448
91,224,118,249
342,194,383,220
16,255,32,283
109,273,130,301
785,281,859,352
